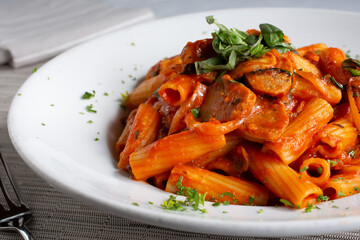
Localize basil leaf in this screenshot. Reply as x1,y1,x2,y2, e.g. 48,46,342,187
260,24,284,46
259,23,295,53
343,58,360,76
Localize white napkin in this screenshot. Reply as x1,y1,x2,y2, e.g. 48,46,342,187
0,0,155,68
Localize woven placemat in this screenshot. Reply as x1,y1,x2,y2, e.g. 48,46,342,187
1,64,359,240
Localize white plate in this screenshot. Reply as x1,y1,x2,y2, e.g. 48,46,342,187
8,8,360,237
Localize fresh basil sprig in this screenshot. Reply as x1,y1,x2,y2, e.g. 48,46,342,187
195,16,295,75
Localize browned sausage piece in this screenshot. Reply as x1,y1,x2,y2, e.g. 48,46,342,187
237,97,289,143
200,75,256,123
245,69,292,98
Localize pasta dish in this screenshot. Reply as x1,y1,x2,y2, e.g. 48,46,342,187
116,16,360,210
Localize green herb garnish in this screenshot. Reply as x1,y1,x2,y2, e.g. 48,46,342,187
248,196,256,204
329,76,344,90
343,58,360,76
120,91,130,110
190,108,200,119
223,201,230,205
212,202,221,207
317,167,323,175
280,199,295,207
132,202,139,206
333,177,345,182
304,204,315,213
317,195,329,202
32,67,37,73
354,186,359,192
337,191,346,197
257,209,263,214
300,166,309,173
327,159,338,167
161,177,207,213
82,90,96,99
194,16,295,74
87,120,93,124
94,138,99,141
161,195,186,211
86,104,97,113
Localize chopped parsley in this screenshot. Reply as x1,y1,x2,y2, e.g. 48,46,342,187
300,166,309,173
94,138,99,141
212,202,221,207
332,205,339,208
32,67,37,73
161,195,186,211
317,167,323,175
50,104,55,107
304,204,320,213
279,199,295,207
41,123,46,126
148,201,154,205
317,195,329,202
333,177,345,182
223,201,230,205
327,159,339,167
104,92,109,96
190,108,200,119
87,120,93,124
86,104,97,113
222,211,228,214
79,112,85,115
120,91,130,110
219,191,237,203
17,93,22,96
337,191,346,197
248,196,256,204
82,90,96,99
131,42,135,46
354,186,359,192
132,202,139,206
161,177,207,213
257,209,264,214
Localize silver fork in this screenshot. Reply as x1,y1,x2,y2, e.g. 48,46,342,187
0,152,36,240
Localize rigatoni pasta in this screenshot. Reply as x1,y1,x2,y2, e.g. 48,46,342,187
116,16,360,210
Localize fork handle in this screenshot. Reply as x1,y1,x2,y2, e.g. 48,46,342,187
16,225,36,240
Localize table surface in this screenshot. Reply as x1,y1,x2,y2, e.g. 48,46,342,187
1,0,360,239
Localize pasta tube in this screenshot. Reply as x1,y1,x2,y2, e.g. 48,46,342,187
247,144,323,208
263,97,333,165
322,166,360,199
299,158,331,187
166,165,269,206
315,117,357,158
168,81,208,135
129,130,226,180
116,109,137,153
158,75,196,107
118,103,160,169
